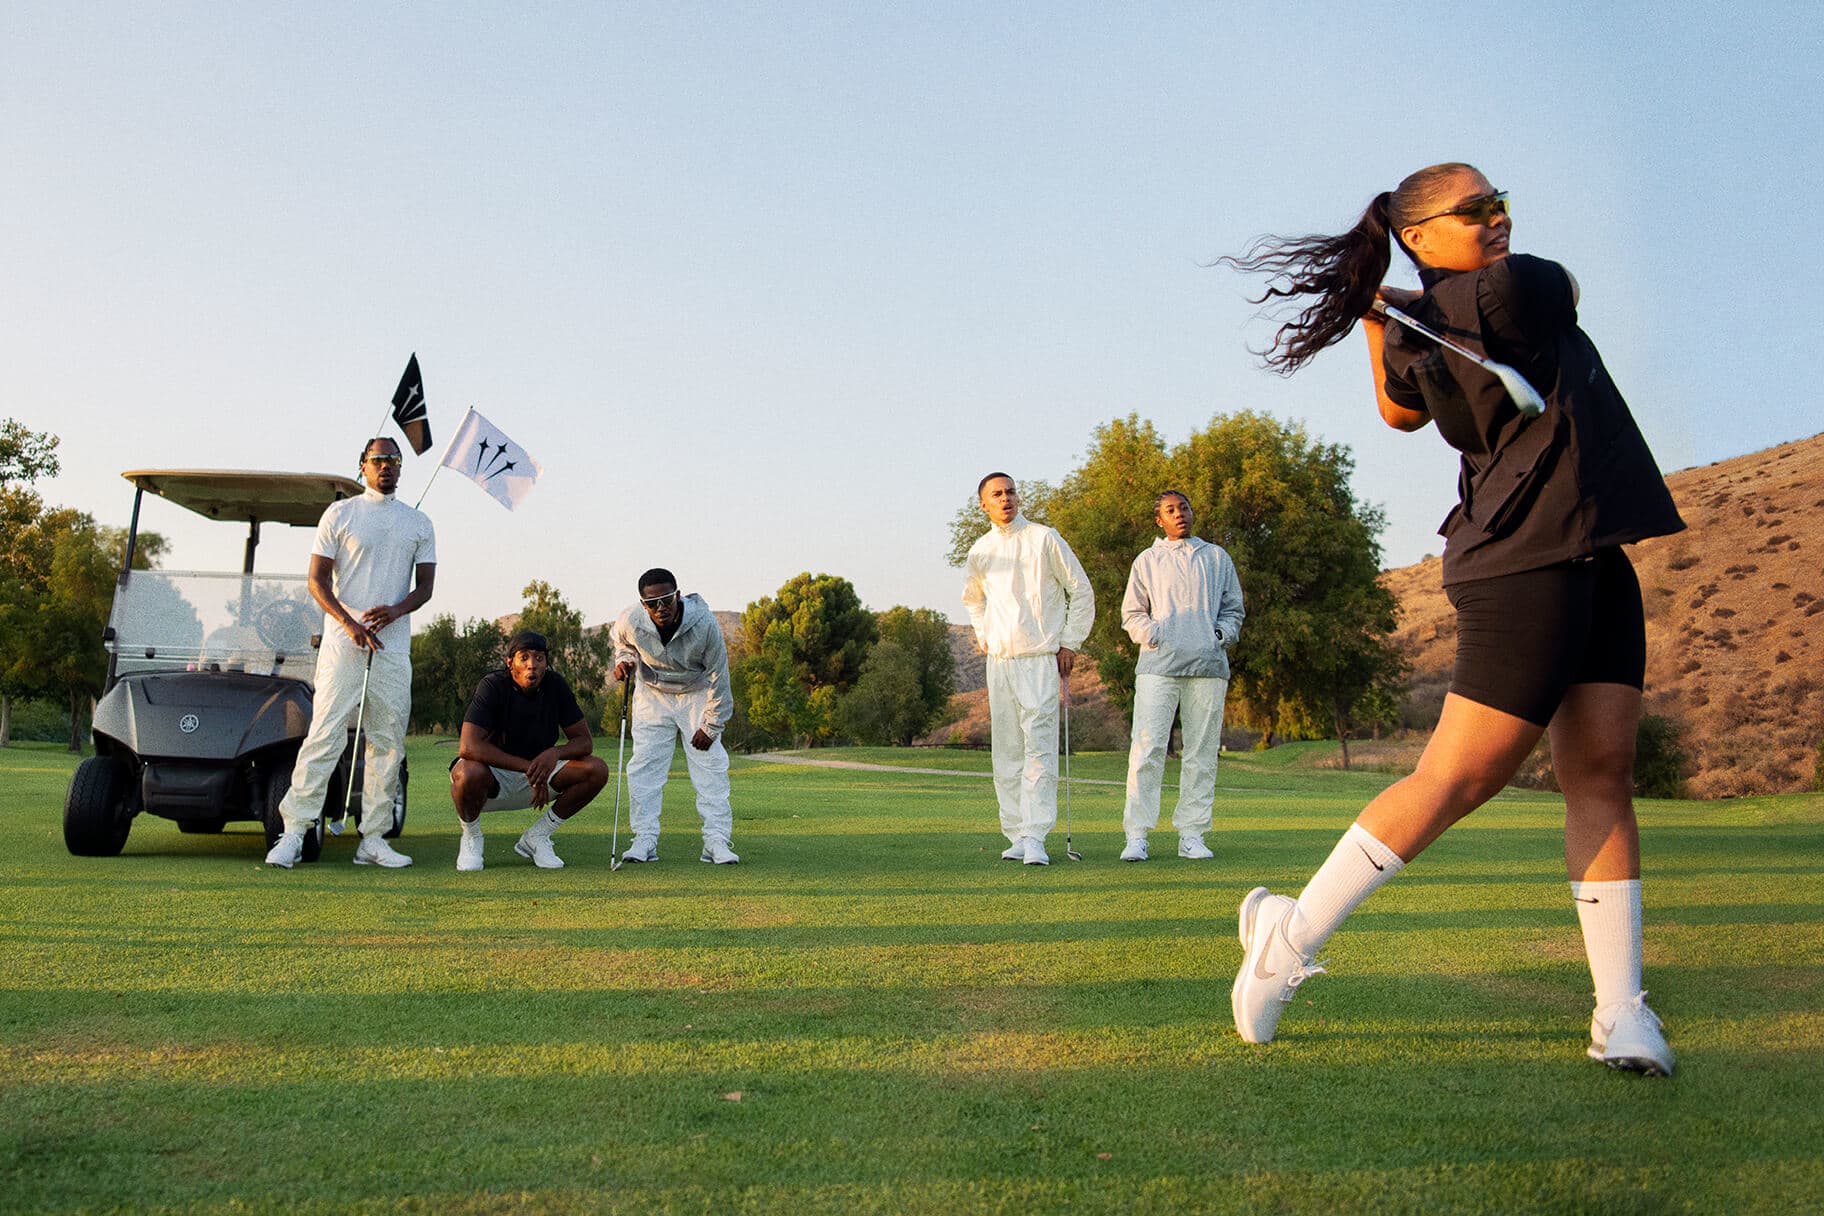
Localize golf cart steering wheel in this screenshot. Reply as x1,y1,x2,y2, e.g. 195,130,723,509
254,599,314,652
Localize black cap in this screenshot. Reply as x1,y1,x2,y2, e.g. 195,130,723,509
506,629,549,657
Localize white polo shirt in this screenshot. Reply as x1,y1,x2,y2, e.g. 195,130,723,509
311,488,436,651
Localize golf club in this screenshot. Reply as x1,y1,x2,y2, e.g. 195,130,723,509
1372,299,1546,417
609,671,630,871
328,645,375,836
1062,674,1081,861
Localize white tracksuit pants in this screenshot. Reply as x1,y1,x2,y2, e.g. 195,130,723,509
1122,672,1227,838
987,654,1060,844
626,682,733,844
279,640,410,837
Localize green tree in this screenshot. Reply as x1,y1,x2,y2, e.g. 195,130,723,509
517,580,612,728
411,614,508,733
836,606,957,745
33,518,133,751
737,573,877,746
0,420,61,744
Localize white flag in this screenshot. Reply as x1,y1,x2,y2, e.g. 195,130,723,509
438,407,543,511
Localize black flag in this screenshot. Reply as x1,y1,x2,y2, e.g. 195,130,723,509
390,354,433,454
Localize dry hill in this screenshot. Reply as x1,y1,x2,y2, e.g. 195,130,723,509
1382,432,1824,797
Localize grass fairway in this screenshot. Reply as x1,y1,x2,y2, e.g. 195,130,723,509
2,738,1821,1214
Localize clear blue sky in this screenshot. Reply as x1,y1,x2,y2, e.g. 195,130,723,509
6,4,1819,628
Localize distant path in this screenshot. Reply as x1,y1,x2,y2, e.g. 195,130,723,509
742,752,1129,787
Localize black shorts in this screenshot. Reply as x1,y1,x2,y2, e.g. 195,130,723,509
1445,548,1645,727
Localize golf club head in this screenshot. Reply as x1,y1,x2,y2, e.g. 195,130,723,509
1066,846,1083,862
327,816,345,836
1492,363,1547,417
610,856,624,872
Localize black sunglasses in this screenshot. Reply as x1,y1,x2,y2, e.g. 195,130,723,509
1411,191,1510,226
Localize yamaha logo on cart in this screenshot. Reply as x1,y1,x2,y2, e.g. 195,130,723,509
178,714,200,734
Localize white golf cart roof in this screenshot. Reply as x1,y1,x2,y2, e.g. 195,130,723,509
121,469,365,527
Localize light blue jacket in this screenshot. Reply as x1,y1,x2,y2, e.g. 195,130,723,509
1121,536,1245,680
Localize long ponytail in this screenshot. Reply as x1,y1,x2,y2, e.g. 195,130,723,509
1221,163,1478,373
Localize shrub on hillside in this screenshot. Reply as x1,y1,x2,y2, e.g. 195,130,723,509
1633,713,1690,799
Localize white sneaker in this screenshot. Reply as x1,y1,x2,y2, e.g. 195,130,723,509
1000,840,1029,861
353,835,413,868
1120,838,1149,862
620,834,659,864
1178,834,1214,860
700,839,740,865
515,832,564,869
265,831,304,868
1022,837,1049,866
1231,886,1326,1043
456,829,484,872
1589,992,1675,1076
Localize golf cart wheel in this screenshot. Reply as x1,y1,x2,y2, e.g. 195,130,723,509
64,756,134,856
178,817,228,834
382,759,409,840
261,760,324,863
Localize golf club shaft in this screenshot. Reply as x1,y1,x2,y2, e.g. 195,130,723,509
1062,675,1071,842
610,673,630,868
334,646,376,834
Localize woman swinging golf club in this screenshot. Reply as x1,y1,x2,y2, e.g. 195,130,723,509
1221,162,1685,1074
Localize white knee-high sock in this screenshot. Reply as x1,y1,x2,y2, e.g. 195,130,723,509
460,818,482,840
1571,878,1643,1009
1287,823,1406,956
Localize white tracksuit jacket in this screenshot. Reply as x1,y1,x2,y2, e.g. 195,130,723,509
610,594,733,843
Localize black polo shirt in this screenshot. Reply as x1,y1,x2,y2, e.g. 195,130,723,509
462,668,585,762
1382,253,1684,584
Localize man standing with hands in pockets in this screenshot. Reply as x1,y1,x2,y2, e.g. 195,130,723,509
962,472,1094,866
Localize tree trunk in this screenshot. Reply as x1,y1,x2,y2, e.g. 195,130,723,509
0,694,10,747
69,688,85,752
1333,706,1351,770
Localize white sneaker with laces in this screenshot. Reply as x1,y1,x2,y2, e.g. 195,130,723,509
457,829,484,872
700,839,740,865
620,834,659,864
1589,992,1675,1076
1231,886,1326,1043
353,835,413,868
1120,838,1149,862
1022,837,1049,866
1000,840,1029,861
515,832,564,869
1178,834,1214,860
265,831,304,869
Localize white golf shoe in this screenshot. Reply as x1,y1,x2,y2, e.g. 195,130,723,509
265,831,303,869
456,829,484,872
1231,886,1326,1043
1178,834,1214,860
1022,837,1050,866
1589,992,1675,1076
1120,837,1149,862
620,834,659,864
700,839,740,865
1000,840,1029,861
353,835,413,868
515,832,564,869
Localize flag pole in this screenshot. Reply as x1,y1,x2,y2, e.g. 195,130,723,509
414,407,473,510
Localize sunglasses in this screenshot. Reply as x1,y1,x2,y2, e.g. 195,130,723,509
640,590,681,608
1411,191,1510,226
365,454,403,467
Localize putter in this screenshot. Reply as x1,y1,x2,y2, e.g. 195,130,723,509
329,645,376,836
609,672,630,871
1372,299,1546,417
1062,675,1082,861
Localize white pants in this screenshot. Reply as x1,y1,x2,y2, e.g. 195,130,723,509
280,641,410,836
987,654,1060,843
1123,673,1227,838
626,682,732,843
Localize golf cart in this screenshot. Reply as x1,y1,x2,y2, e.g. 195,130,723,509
62,470,409,860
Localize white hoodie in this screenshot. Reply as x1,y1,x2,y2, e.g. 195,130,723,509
610,593,731,737
962,513,1095,660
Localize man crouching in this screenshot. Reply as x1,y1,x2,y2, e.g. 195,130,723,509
449,629,610,871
